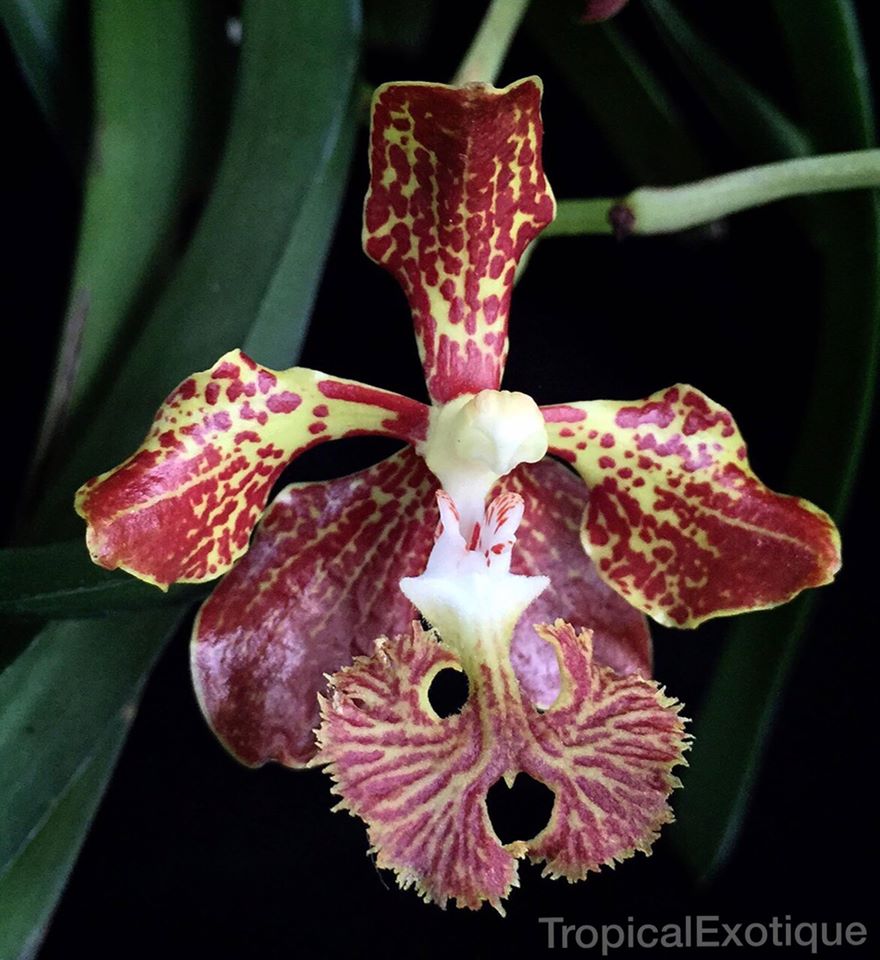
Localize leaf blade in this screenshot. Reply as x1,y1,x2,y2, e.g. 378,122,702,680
1,0,86,150
644,0,812,160
526,0,706,184
0,541,206,619
0,712,132,960
0,609,183,877
60,0,217,418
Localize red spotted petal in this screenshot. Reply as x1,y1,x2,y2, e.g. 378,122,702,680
75,349,429,588
499,459,652,709
543,386,842,627
363,78,556,404
191,448,438,767
317,620,687,912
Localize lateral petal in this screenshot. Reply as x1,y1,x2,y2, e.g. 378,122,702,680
363,78,555,403
526,621,686,880
75,349,429,587
317,620,686,912
543,386,841,627
498,459,652,709
191,448,438,767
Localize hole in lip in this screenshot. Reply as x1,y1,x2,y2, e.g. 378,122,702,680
427,667,469,717
486,773,555,844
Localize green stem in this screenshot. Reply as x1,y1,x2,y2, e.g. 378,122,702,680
544,149,880,237
452,0,531,86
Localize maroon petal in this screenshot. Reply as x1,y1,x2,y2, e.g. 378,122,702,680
526,621,687,879
76,349,429,587
543,386,841,627
364,79,555,403
498,458,652,708
191,448,438,767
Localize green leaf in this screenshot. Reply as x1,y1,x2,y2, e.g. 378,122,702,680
772,0,875,152
0,610,183,878
1,0,67,113
0,541,207,620
1,0,86,152
0,712,131,960
32,0,362,541
644,0,812,160
526,0,706,184
241,93,358,362
59,1,220,422
673,0,878,881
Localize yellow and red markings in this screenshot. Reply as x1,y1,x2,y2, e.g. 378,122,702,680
543,385,841,626
76,349,429,588
364,78,555,403
318,620,687,912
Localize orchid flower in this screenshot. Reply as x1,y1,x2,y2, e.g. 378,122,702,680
75,78,840,908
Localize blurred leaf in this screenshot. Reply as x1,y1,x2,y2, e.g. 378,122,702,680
0,711,131,960
365,0,436,58
57,1,219,424
644,0,812,160
1,0,66,111
0,541,207,619
772,0,874,151
1,0,86,150
0,610,182,878
241,95,358,362
31,0,362,540
526,0,706,184
674,0,877,881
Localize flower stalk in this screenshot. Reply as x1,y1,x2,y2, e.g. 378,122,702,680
543,149,880,237
452,0,531,85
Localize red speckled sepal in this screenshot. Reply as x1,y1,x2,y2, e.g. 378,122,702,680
317,620,687,912
363,78,556,403
191,448,438,767
75,349,429,588
543,385,841,627
499,459,651,708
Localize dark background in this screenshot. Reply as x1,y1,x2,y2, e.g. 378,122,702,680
6,1,877,956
